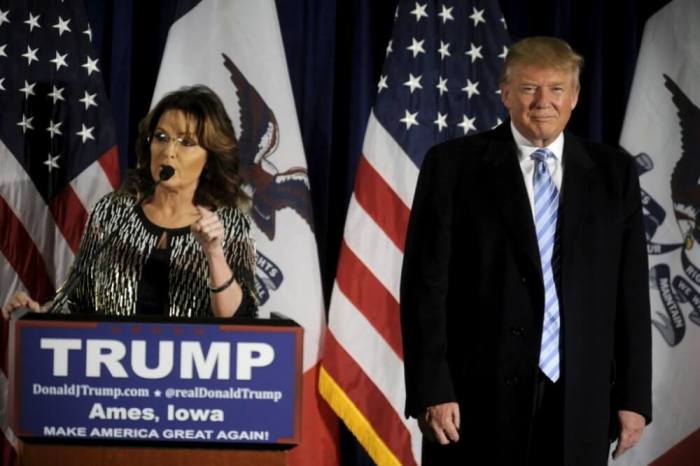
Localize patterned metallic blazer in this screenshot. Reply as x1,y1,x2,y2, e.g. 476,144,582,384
61,191,257,318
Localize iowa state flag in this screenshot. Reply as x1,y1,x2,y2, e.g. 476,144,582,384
151,1,339,464
618,0,700,464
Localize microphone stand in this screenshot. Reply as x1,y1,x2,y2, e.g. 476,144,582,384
45,166,175,314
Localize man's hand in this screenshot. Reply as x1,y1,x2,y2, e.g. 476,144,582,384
418,402,460,445
612,410,646,460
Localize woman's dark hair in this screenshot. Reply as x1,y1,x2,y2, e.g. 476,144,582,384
123,85,246,207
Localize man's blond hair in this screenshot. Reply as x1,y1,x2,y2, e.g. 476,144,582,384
500,36,584,89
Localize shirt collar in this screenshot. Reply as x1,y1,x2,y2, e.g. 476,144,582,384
511,121,565,163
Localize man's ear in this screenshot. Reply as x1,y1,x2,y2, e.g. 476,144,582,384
500,83,510,108
570,81,580,110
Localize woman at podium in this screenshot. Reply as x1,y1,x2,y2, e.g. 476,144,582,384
3,85,257,319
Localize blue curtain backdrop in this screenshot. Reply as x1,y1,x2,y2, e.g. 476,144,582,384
84,1,670,463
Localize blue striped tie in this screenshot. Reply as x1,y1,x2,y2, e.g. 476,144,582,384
532,148,560,382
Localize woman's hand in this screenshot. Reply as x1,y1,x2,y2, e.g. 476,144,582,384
191,206,243,317
191,206,225,258
2,291,42,320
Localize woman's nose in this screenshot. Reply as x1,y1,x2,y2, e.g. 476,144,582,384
163,139,178,157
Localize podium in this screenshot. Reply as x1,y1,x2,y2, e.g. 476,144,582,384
17,441,288,466
9,313,303,466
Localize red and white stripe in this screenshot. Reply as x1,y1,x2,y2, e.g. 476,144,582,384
320,112,422,465
0,141,119,305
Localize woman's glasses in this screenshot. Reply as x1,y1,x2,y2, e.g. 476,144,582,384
148,130,199,150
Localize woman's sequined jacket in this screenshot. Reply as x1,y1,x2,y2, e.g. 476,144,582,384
61,191,257,318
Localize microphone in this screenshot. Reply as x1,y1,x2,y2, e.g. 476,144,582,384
160,165,175,181
45,166,176,314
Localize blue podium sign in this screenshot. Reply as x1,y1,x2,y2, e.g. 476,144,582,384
10,316,302,445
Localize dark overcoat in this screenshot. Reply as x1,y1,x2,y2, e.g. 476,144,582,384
400,123,652,466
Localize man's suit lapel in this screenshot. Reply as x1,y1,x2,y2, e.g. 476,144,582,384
482,125,595,275
558,132,595,264
483,124,541,271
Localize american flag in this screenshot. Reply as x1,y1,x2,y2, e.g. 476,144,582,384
319,1,509,464
0,0,119,462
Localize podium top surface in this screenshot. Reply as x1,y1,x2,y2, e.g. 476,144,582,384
17,311,301,328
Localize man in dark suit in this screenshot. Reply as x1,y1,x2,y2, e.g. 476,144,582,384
400,36,651,466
